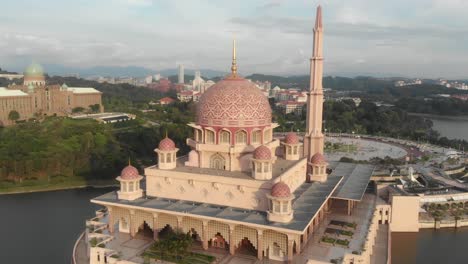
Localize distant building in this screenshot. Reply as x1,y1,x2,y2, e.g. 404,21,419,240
158,97,176,105
0,73,24,80
145,75,153,84
395,79,422,87
0,62,103,126
153,74,161,81
191,71,215,93
177,90,200,102
178,64,184,84
276,101,305,115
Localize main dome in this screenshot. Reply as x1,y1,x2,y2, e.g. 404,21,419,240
24,62,44,77
196,76,272,127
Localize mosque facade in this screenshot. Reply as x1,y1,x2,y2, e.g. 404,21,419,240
89,6,373,263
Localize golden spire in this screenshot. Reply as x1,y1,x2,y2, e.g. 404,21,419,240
128,157,131,165
231,38,237,76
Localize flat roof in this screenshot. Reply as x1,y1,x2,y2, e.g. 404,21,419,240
0,87,28,97
149,156,305,181
92,176,342,233
330,162,375,201
67,87,101,94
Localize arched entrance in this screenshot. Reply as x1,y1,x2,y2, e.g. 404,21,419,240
137,221,154,239
189,228,202,246
210,153,226,170
268,242,286,260
158,224,175,239
210,233,228,250
236,237,256,256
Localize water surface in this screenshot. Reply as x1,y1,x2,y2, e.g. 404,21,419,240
0,188,112,264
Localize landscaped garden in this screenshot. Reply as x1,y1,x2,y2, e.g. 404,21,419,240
142,229,215,264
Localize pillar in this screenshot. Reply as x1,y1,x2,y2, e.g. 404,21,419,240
303,230,308,244
347,200,351,216
153,213,159,240
177,216,183,231
257,230,263,260
108,207,114,233
287,237,294,263
229,225,235,255
202,221,209,250
130,210,136,237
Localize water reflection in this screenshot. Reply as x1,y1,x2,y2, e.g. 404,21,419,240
392,228,468,264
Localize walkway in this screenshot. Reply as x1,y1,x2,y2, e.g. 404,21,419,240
294,194,376,263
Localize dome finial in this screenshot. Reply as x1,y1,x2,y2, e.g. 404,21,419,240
128,157,131,166
231,38,237,76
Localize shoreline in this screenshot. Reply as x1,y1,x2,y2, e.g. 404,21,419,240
0,183,118,195
408,112,468,121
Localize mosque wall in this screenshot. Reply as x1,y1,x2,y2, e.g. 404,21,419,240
145,159,306,211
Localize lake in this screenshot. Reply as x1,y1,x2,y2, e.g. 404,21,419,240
392,228,468,264
429,116,468,141
0,188,112,264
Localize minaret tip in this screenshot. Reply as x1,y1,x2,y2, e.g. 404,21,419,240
231,38,238,77
315,5,323,30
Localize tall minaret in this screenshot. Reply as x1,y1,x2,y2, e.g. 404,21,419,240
304,5,325,159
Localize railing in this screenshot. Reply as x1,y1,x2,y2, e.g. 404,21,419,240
72,231,85,264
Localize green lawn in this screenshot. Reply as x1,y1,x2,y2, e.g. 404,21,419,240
0,177,116,194
321,236,336,244
143,251,215,264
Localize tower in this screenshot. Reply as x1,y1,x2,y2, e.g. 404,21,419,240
304,6,325,159
116,161,144,201
178,64,184,84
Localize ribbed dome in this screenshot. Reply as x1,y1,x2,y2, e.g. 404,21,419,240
310,153,326,164
254,145,272,160
24,62,44,77
159,137,175,151
121,165,139,180
284,132,299,144
196,76,271,128
271,182,291,198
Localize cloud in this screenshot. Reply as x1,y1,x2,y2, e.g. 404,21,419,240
124,0,153,6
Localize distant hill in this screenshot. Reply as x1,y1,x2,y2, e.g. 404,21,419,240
37,64,227,79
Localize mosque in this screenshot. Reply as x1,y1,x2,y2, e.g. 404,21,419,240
90,6,374,263
0,63,103,126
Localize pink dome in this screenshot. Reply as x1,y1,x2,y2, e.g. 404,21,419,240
284,132,299,144
254,145,272,160
121,165,139,180
310,153,326,164
159,137,175,151
196,77,271,128
271,182,291,198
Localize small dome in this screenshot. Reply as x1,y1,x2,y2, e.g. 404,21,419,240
271,182,291,198
24,62,44,77
159,137,175,151
284,132,299,144
310,153,326,164
121,165,139,180
254,145,272,160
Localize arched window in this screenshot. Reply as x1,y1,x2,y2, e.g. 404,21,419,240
166,153,171,163
274,201,280,212
195,129,203,142
282,201,288,212
252,130,261,144
220,130,230,144
129,182,134,192
264,129,271,143
210,153,225,170
159,153,165,163
206,130,215,144
273,242,281,256
235,130,247,145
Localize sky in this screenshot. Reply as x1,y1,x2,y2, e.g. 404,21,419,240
1,0,467,78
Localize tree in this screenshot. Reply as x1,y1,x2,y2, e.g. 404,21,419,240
89,104,101,113
72,107,85,114
8,110,20,122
